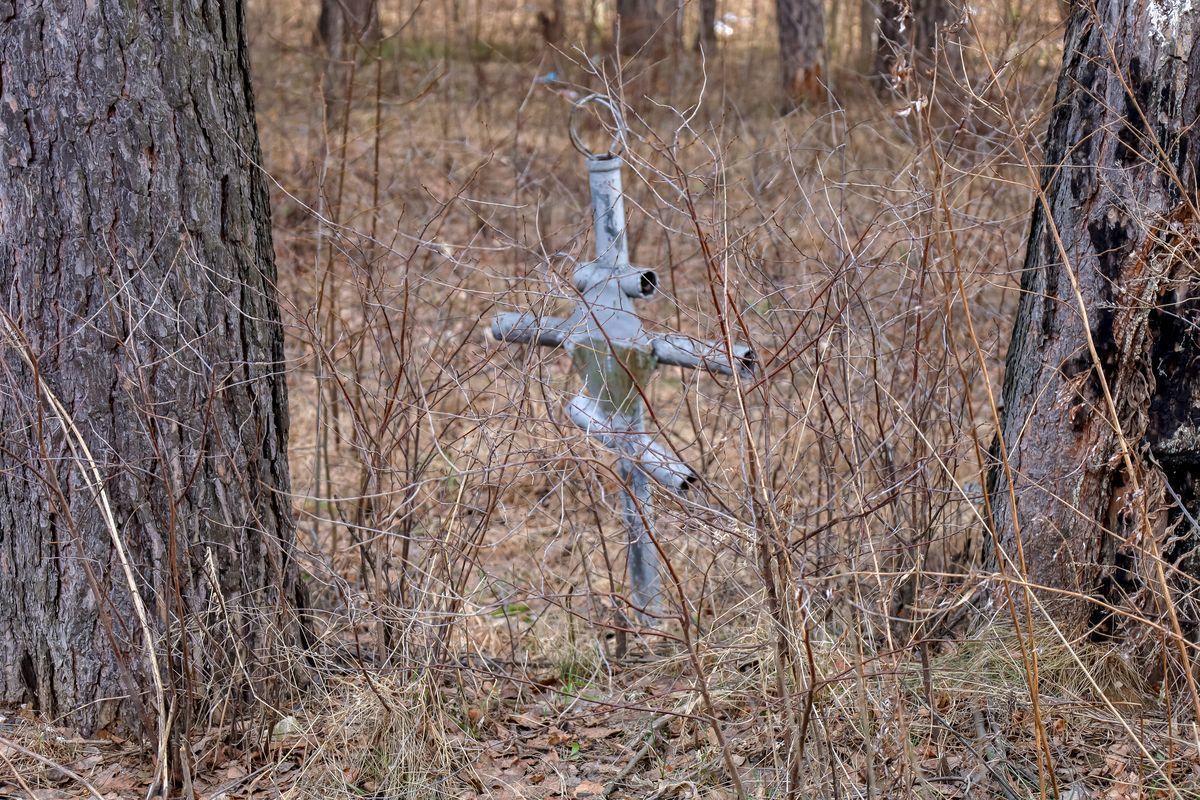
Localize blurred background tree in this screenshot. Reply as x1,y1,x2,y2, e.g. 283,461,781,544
775,0,825,110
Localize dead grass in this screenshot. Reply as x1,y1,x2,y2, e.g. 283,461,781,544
284,673,478,799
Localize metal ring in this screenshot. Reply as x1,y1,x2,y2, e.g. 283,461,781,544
568,94,627,159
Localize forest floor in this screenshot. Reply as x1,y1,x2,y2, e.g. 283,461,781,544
7,1,1200,798
5,624,1199,798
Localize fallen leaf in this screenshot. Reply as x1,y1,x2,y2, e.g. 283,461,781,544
271,715,302,740
579,726,618,740
509,713,542,729
575,780,605,798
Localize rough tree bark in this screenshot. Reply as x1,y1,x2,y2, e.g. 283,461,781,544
988,0,1200,641
775,0,825,111
0,0,299,737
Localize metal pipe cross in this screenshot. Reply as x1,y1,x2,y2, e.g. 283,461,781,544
492,98,756,621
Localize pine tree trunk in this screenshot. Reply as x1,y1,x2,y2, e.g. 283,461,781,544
988,0,1200,639
616,0,665,56
775,0,825,111
0,0,299,737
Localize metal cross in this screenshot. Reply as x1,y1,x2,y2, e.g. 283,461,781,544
492,96,756,620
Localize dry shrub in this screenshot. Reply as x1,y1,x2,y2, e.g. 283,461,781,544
0,717,88,794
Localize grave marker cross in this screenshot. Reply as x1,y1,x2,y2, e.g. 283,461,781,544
492,96,756,619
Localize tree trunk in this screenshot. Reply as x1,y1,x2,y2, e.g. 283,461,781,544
318,0,381,52
872,0,954,88
0,0,299,738
872,0,907,88
318,0,381,118
616,0,665,56
859,0,876,67
695,0,718,54
988,0,1200,641
775,0,825,112
911,0,952,54
539,0,568,44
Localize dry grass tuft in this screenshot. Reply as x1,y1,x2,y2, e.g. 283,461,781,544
937,625,1149,707
286,674,477,799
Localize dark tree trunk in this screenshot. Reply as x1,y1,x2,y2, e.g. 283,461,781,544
539,0,568,44
318,0,381,51
695,0,718,54
775,0,825,112
988,0,1200,641
616,0,665,56
872,0,954,89
912,0,952,54
872,0,907,87
0,0,299,738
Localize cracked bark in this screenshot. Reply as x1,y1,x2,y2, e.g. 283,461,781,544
988,0,1200,642
0,0,299,736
